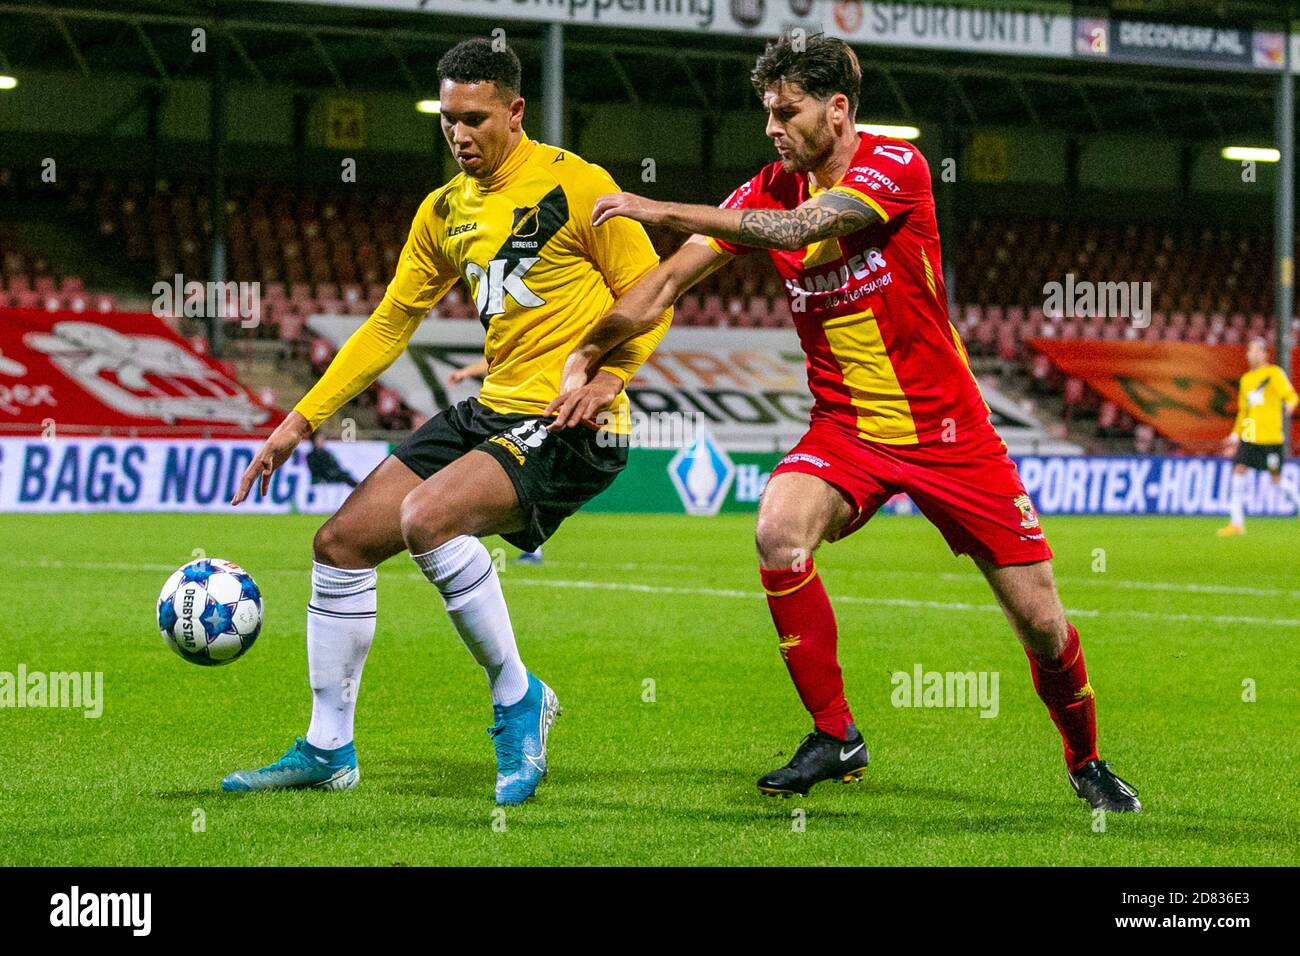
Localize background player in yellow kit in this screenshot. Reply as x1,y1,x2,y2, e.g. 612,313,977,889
221,38,671,804
1219,336,1300,536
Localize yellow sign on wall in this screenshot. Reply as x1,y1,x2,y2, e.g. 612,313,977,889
969,131,1009,184
325,98,366,150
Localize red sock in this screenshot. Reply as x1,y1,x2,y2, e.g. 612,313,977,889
760,563,853,739
1025,622,1098,772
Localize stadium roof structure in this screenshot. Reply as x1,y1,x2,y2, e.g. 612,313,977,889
0,0,1288,142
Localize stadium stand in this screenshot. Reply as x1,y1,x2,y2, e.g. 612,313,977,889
3,163,1295,452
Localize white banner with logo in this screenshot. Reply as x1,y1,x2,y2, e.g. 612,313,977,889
308,316,1077,455
0,437,389,514
1015,454,1300,517
825,2,1070,58
281,0,816,36
280,0,1071,58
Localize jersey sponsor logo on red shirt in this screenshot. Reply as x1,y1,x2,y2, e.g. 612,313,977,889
844,165,902,194
787,248,889,297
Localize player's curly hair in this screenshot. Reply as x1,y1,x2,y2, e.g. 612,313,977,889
751,32,861,118
437,37,522,101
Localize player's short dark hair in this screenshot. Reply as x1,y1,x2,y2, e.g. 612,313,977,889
437,37,522,102
751,32,861,118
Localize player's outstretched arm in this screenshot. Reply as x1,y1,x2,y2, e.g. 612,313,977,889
230,298,424,505
231,410,312,505
592,189,880,252
231,189,455,505
546,237,725,430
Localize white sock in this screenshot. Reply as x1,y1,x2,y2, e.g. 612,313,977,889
412,536,529,707
305,563,377,751
1229,471,1247,528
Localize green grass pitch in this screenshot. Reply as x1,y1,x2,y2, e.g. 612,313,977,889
0,510,1296,866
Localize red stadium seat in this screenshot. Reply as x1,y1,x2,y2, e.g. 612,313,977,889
996,326,1019,360
310,337,335,369
279,313,306,342
676,294,702,324
747,296,772,324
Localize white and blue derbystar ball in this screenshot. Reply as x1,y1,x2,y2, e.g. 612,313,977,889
157,559,263,666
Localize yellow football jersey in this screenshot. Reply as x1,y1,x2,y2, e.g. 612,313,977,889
1234,363,1298,446
294,134,672,433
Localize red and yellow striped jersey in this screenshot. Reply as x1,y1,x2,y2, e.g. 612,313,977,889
707,133,987,446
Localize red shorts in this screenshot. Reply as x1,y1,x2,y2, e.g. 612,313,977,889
771,418,1052,566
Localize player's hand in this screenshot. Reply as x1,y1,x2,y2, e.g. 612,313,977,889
231,411,312,506
447,367,471,385
545,360,623,432
592,192,663,228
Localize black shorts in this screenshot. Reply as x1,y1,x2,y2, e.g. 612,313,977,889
391,398,627,552
1235,441,1285,473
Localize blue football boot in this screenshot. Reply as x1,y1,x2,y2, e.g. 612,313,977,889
221,737,359,792
488,673,560,805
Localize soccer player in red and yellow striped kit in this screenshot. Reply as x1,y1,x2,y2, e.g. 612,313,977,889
549,33,1140,812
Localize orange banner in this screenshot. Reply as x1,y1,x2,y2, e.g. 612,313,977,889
1026,339,1300,453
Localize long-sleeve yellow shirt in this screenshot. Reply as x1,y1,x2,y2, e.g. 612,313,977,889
294,134,672,433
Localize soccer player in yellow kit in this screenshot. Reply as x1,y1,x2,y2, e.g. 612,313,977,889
221,38,670,804
1219,336,1300,536
449,358,545,565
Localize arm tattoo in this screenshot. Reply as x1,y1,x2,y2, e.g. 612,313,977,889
738,191,879,251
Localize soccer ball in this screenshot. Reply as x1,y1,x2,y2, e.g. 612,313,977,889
157,559,263,666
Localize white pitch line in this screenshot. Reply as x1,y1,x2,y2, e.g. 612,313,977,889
13,554,1298,600
501,576,1300,629
535,559,1300,600
7,558,1299,628
837,567,1300,600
